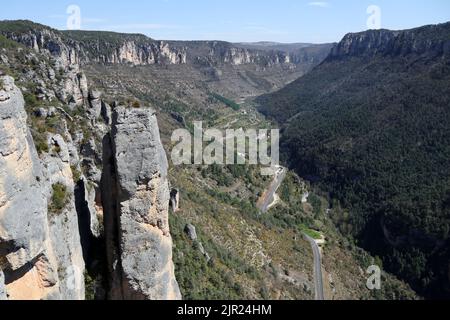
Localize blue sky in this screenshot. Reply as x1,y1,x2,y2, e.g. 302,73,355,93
1,0,450,43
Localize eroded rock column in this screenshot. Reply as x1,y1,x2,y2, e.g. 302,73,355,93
104,105,181,300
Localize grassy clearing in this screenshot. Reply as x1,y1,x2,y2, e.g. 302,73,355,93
299,224,322,240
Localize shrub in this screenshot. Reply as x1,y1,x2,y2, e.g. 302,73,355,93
49,183,68,214
71,165,82,183
0,34,20,49
84,271,96,300
53,145,61,154
169,213,251,300
210,93,240,111
34,135,49,154
23,92,41,109
132,100,141,108
299,224,322,240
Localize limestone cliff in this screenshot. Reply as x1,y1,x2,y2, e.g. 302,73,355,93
103,106,181,300
0,76,84,300
43,132,86,300
327,22,450,60
0,21,186,67
168,40,326,67
0,75,180,300
0,76,59,300
0,21,331,70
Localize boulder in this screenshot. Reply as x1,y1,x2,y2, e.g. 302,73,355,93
170,188,180,212
184,224,197,241
47,107,56,117
34,107,48,118
197,242,211,262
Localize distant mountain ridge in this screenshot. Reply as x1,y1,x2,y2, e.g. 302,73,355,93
234,41,329,53
327,22,450,60
0,20,332,69
0,20,187,67
166,40,332,67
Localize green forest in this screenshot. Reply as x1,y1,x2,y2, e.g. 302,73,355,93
257,24,450,299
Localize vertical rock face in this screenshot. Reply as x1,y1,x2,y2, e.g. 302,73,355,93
0,270,6,300
0,76,60,300
88,90,103,119
2,27,81,70
0,22,183,299
0,21,186,68
327,23,450,60
104,106,181,300
43,134,85,300
0,76,85,300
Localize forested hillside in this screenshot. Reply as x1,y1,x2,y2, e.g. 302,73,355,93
257,22,450,298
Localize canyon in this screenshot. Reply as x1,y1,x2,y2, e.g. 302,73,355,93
1,19,437,300
0,20,332,300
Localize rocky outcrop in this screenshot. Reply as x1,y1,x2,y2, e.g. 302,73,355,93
0,21,186,67
103,105,181,300
70,37,187,66
0,21,193,301
183,224,210,262
184,224,197,241
328,22,450,60
60,70,88,108
169,41,332,69
170,188,180,213
0,24,81,70
43,134,85,300
173,41,294,67
0,76,60,299
100,40,186,65
88,90,102,118
0,76,85,300
0,21,329,70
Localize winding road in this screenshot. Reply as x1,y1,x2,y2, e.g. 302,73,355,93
304,234,325,300
256,166,325,300
256,166,287,213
